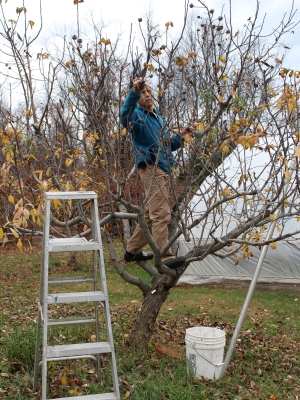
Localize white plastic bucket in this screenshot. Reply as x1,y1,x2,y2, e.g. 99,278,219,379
185,326,226,380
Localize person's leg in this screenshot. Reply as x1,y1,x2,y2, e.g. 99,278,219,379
144,167,174,263
125,166,185,268
125,171,152,260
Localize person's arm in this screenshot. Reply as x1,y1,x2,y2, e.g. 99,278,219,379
120,78,146,128
170,125,195,151
120,89,141,129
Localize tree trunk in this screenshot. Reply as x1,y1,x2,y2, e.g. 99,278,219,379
128,276,170,348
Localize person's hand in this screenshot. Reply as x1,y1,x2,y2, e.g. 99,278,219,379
181,125,195,141
133,77,147,94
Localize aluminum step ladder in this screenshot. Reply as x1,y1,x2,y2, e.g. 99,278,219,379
33,191,120,400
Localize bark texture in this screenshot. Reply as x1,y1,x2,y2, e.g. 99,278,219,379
128,275,170,348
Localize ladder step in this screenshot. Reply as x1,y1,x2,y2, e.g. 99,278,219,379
45,191,97,200
48,291,105,304
51,392,118,400
48,317,96,326
49,276,95,285
47,342,112,358
48,238,101,252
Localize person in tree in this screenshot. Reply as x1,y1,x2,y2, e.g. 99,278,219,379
120,78,194,269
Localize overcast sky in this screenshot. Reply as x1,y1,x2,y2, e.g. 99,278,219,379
1,0,299,66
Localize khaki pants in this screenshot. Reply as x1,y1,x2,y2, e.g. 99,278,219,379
126,165,174,262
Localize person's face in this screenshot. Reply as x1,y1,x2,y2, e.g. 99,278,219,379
138,85,153,111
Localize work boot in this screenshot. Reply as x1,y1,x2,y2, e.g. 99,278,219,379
124,250,153,262
163,256,186,269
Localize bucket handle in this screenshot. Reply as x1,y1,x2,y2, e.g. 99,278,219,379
187,342,224,367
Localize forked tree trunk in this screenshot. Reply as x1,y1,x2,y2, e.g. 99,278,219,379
128,277,171,348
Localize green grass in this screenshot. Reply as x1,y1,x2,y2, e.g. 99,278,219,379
0,244,299,399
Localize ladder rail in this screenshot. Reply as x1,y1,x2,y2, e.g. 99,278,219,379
91,199,119,391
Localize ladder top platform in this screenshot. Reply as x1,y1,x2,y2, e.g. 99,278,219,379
45,191,97,200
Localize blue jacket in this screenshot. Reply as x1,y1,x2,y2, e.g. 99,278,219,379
120,89,183,173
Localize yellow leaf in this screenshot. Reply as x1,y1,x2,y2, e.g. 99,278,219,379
276,224,282,232
52,199,62,208
260,103,266,111
220,143,229,153
24,109,33,116
65,158,74,167
270,214,275,221
2,233,7,245
21,216,28,228
69,104,74,110
0,228,3,239
29,20,34,29
8,195,14,204
218,93,224,103
124,391,131,399
165,21,174,29
260,226,267,232
268,87,275,96
295,146,300,159
285,168,291,182
16,239,22,250
195,122,205,131
122,128,127,135
297,216,300,222
68,390,79,396
270,242,277,249
219,55,226,63
9,228,19,238
235,256,239,265
61,376,68,385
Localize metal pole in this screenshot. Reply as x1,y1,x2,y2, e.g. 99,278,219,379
221,220,276,374
221,156,296,376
